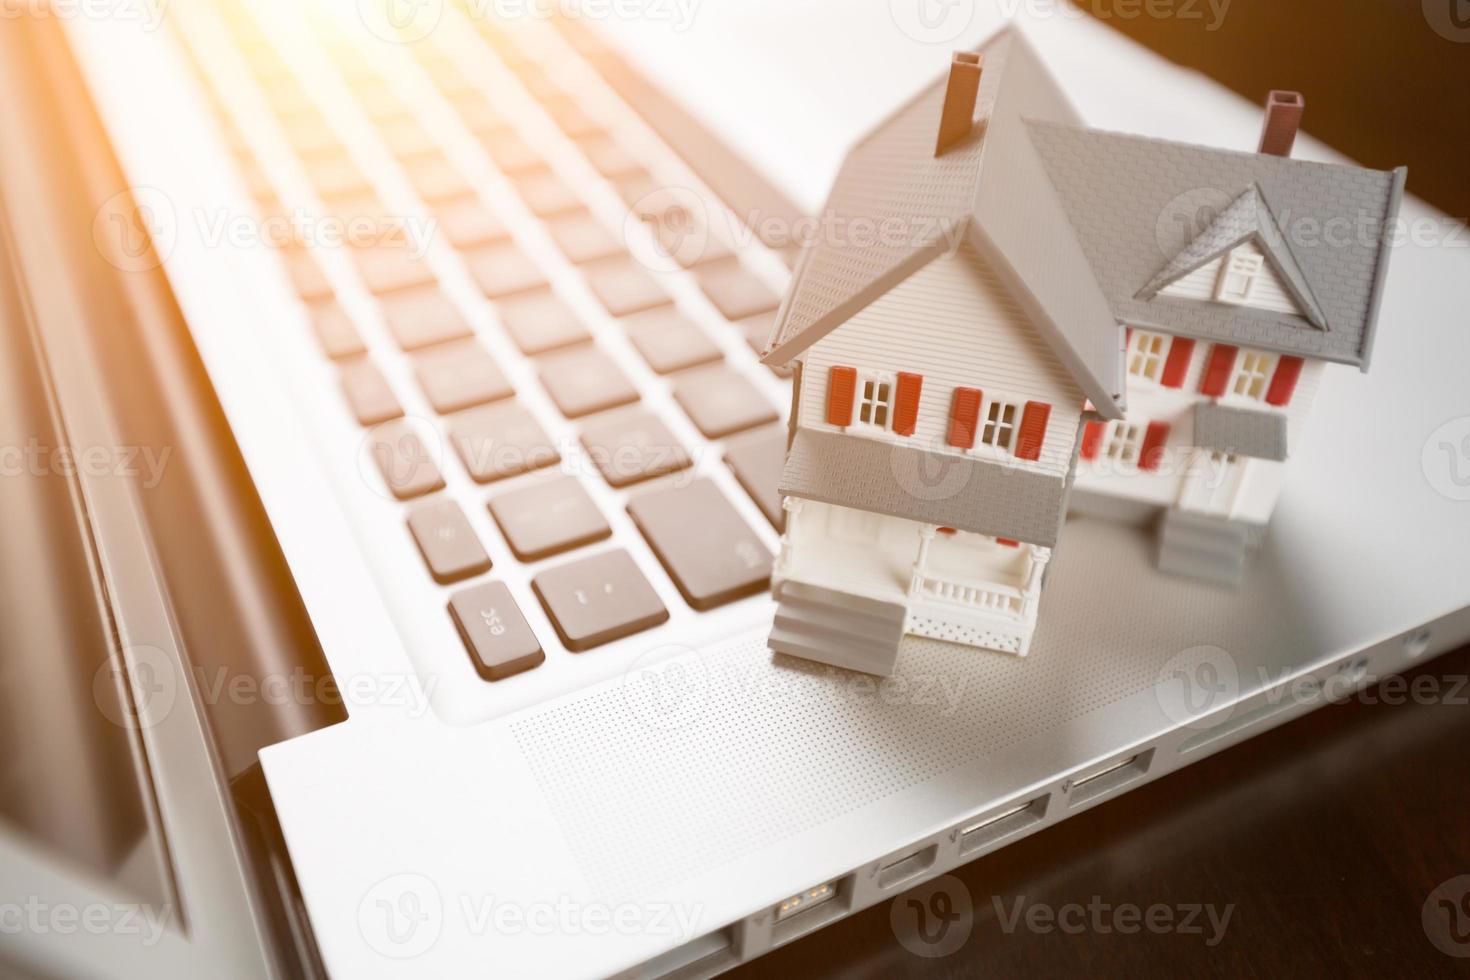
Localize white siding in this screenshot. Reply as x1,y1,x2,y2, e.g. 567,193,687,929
796,241,1087,478
1159,240,1303,316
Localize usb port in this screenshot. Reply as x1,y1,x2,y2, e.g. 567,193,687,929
775,881,837,923
959,794,1049,855
1065,749,1154,807
771,875,855,946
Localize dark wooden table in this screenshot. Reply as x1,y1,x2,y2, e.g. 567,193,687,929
733,641,1470,977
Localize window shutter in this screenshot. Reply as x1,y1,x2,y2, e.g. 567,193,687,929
1139,421,1171,471
1199,345,1238,397
893,372,923,436
1160,337,1195,388
1014,401,1051,461
947,387,982,449
1080,420,1105,461
1265,356,1304,406
826,366,856,426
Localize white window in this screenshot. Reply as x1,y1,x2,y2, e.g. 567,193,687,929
1103,421,1144,467
1128,331,1170,384
1214,249,1265,305
856,374,893,431
979,400,1018,453
1230,351,1275,400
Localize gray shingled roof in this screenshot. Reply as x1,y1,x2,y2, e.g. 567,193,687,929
762,27,1128,419
1026,120,1406,368
1192,403,1290,461
779,430,1068,547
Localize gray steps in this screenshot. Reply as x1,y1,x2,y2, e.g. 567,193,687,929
768,580,908,677
1157,508,1251,587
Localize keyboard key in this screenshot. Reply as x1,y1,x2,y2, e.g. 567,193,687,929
514,169,582,218
434,196,507,248
696,260,780,320
453,92,504,134
672,366,778,438
624,308,723,375
464,242,546,298
340,358,403,425
408,498,492,584
379,286,472,350
379,116,437,158
580,135,641,179
308,301,366,359
406,152,472,203
538,345,639,418
353,242,436,294
366,420,444,500
531,549,668,652
285,249,333,300
544,97,601,138
449,582,544,680
580,408,691,488
449,401,560,483
584,256,671,317
413,339,514,413
547,211,623,265
628,478,773,611
482,130,543,175
724,425,787,530
647,210,733,268
614,171,662,210
306,150,371,200
490,475,610,561
496,290,589,355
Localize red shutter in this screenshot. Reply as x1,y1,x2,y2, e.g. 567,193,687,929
826,366,856,426
1014,401,1051,461
1199,345,1237,397
1160,337,1196,388
996,538,1020,548
948,387,982,449
1080,420,1105,461
1139,421,1171,472
1265,356,1304,406
893,372,923,436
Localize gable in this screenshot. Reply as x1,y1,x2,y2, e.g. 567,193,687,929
1157,240,1308,317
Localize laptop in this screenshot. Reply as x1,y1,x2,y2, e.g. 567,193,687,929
4,0,1468,977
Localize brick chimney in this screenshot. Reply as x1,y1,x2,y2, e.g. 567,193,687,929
935,52,984,157
1258,90,1305,157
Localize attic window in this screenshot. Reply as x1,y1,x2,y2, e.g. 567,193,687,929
1214,250,1265,305
857,375,894,430
1128,332,1169,383
979,400,1017,452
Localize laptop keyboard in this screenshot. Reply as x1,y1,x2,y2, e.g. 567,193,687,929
169,0,791,702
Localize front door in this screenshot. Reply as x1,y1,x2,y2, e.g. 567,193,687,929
1179,449,1247,516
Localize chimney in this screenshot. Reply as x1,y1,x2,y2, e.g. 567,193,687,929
1258,90,1305,157
935,51,984,157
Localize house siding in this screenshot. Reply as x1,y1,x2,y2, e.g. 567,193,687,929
795,241,1087,480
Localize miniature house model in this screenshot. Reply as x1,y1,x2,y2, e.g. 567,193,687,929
761,28,1403,677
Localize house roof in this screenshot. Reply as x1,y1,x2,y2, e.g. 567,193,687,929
779,429,1069,547
1192,403,1290,462
1025,120,1406,369
762,27,1128,419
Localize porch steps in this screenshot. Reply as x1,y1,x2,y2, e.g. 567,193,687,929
1157,508,1250,587
768,580,908,677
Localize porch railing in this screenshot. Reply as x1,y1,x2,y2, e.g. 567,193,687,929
911,574,1025,618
